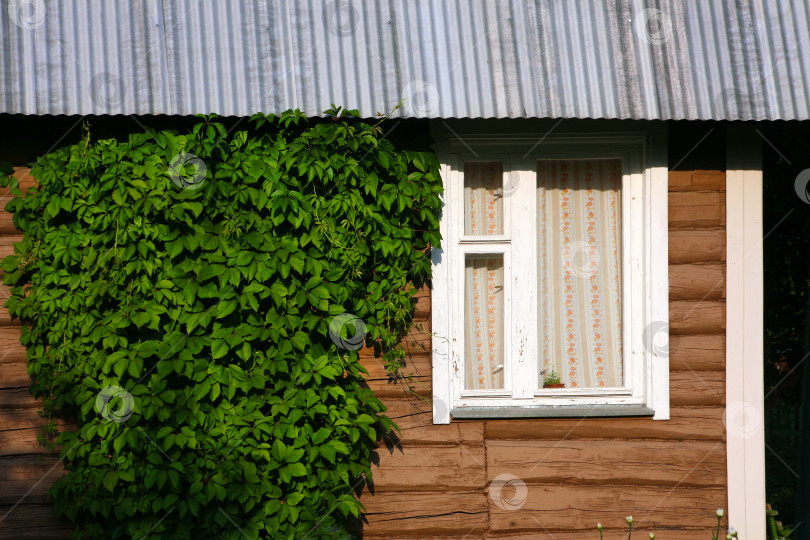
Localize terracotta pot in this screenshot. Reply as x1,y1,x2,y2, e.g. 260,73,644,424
543,383,565,389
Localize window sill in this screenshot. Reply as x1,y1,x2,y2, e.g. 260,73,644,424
450,404,655,419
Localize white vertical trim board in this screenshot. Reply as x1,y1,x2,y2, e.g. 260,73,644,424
430,144,452,424
725,125,766,539
649,128,670,420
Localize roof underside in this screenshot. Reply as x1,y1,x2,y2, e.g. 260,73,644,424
1,0,809,120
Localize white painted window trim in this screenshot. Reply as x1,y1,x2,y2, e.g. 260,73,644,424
431,126,669,423
725,125,766,539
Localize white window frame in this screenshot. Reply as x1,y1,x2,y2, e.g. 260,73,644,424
431,124,669,423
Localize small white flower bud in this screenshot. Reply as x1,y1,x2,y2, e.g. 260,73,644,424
596,523,602,530
716,508,724,518
626,516,634,524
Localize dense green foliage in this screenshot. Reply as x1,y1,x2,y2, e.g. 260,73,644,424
0,109,442,538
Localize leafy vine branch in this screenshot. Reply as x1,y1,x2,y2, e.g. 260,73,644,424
0,107,443,539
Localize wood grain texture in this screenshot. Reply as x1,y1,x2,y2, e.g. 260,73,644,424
670,371,724,406
0,284,21,327
0,504,73,539
0,427,51,456
669,170,725,192
0,235,20,263
485,440,726,487
467,530,728,540
485,407,726,441
669,334,724,371
0,455,65,505
670,300,725,334
0,361,28,388
379,397,484,446
0,388,42,409
358,491,487,535
369,444,485,492
364,529,729,540
669,264,725,300
488,485,726,532
668,192,725,229
669,230,725,263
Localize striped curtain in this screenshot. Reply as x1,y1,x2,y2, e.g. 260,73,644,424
537,159,623,388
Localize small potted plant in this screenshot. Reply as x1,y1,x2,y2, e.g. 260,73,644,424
543,368,565,389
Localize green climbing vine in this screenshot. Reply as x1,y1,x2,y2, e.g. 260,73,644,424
0,108,443,539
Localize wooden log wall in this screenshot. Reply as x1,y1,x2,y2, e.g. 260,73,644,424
357,168,728,538
0,167,74,539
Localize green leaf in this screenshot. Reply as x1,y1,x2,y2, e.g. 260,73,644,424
103,471,119,492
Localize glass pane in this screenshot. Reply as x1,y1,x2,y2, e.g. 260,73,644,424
465,255,505,390
536,159,623,389
464,162,503,235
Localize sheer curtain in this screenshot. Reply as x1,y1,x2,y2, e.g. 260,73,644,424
537,159,623,388
463,162,505,390
464,256,504,390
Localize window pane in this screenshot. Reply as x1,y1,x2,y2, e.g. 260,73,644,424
465,255,505,390
464,162,503,235
537,159,623,389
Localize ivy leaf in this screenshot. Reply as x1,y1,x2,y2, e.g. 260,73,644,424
217,299,237,319
211,340,228,360
103,471,119,492
286,463,307,477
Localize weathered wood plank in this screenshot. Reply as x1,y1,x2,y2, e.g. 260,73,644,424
0,284,21,328
485,440,725,487
0,455,65,505
359,491,487,536
370,444,485,492
412,287,431,321
379,398,484,446
363,354,431,381
0,212,18,234
0,236,20,265
670,300,724,335
0,503,73,539
489,484,726,532
0,388,41,409
0,327,25,367
669,170,725,192
0,361,28,388
456,528,728,539
359,331,432,361
669,334,724,371
691,170,726,191
362,354,432,397
670,371,724,406
669,264,725,300
11,167,36,190
668,192,725,229
484,406,725,441
0,427,51,456
669,230,725,263
0,408,61,432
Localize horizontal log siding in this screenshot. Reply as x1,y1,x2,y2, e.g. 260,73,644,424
358,169,727,538
0,168,73,538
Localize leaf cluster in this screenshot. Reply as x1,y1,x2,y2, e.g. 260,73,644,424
0,109,442,539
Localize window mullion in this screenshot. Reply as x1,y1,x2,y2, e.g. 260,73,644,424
509,163,537,399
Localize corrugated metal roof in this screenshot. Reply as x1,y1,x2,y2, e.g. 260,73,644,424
1,0,809,120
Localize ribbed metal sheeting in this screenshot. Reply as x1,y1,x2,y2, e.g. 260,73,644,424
1,0,809,120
